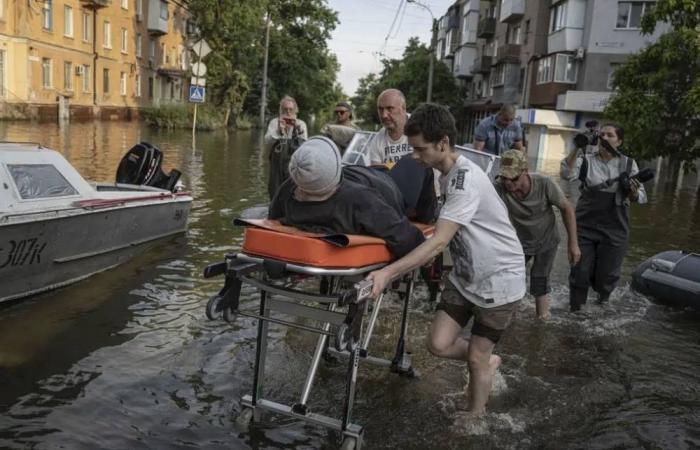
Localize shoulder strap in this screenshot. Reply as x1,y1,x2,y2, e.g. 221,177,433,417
578,153,588,185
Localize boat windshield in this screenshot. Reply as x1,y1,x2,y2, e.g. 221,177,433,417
7,164,79,199
341,131,501,180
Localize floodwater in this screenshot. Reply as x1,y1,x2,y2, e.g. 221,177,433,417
1,121,699,450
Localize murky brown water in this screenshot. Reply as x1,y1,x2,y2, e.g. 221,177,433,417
0,121,699,450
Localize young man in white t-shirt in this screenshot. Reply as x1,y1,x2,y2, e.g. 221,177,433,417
368,103,526,417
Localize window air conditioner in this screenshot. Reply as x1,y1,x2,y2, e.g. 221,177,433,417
575,47,585,60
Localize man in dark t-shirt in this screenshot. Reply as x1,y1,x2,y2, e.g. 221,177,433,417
269,136,425,259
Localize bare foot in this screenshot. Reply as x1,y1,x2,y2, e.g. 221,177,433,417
488,354,502,376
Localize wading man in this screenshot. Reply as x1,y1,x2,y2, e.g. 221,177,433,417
368,103,525,417
495,150,581,320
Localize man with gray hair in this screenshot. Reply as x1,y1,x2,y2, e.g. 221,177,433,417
367,88,411,166
473,104,524,156
268,136,425,259
264,95,308,199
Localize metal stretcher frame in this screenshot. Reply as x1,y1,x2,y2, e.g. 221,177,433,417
203,251,420,450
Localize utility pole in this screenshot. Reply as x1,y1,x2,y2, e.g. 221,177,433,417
259,11,271,129
407,0,435,102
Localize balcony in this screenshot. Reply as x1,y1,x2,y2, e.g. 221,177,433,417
496,43,521,63
476,17,496,38
471,55,493,74
80,0,111,9
148,0,168,35
556,91,612,113
499,0,525,23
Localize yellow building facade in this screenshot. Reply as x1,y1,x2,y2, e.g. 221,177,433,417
0,0,191,120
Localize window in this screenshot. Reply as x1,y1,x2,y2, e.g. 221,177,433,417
507,23,521,45
0,0,4,20
103,68,109,93
121,0,128,9
159,0,168,20
536,56,553,84
103,21,111,48
135,74,141,97
524,20,530,44
63,5,73,37
42,0,53,31
8,164,78,199
120,72,126,95
120,28,127,53
42,58,52,87
554,54,577,83
491,65,505,86
550,1,567,32
63,61,72,90
81,12,90,42
161,43,166,64
148,76,153,98
607,63,621,89
136,33,142,57
149,39,156,60
616,1,654,29
82,65,91,92
0,50,5,97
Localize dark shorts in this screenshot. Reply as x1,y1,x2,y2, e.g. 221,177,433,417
525,244,558,297
436,279,520,344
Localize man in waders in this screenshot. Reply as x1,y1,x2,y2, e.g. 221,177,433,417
368,103,526,417
264,95,308,200
561,123,647,311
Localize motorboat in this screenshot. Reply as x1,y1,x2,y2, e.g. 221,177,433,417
0,142,192,304
631,250,700,310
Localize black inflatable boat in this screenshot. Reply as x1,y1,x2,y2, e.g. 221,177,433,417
631,251,700,310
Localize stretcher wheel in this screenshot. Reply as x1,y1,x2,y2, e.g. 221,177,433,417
223,303,237,323
235,408,254,432
340,436,357,450
335,323,352,352
205,295,223,320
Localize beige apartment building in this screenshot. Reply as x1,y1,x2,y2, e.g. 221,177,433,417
0,0,192,120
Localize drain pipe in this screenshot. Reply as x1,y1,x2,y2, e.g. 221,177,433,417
92,2,98,108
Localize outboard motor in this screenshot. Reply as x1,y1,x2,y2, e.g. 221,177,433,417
115,142,181,192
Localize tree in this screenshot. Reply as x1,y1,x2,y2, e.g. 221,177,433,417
351,38,462,126
187,0,342,126
604,0,700,169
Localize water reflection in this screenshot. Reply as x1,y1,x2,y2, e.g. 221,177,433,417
0,121,699,450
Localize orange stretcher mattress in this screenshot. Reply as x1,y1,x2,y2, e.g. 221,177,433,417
236,219,433,268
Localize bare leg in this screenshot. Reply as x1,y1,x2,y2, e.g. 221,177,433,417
535,294,550,320
465,335,497,417
426,310,470,361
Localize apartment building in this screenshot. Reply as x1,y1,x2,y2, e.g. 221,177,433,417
0,0,192,121
434,0,666,161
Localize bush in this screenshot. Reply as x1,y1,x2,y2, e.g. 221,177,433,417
141,104,227,130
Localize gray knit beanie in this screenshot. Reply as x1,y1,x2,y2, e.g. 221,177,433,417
288,136,342,197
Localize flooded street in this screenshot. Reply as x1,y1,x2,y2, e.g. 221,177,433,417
1,121,699,449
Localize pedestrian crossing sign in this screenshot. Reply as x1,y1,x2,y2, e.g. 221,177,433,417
189,85,205,103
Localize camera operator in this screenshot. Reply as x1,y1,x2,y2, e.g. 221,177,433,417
560,123,648,311
264,95,308,199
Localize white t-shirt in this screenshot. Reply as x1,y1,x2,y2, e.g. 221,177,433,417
367,128,412,165
440,155,526,307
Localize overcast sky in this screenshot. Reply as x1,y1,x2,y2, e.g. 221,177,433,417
327,0,456,97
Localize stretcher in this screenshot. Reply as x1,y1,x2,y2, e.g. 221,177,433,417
203,218,434,450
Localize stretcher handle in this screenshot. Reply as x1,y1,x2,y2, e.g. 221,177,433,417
338,279,374,306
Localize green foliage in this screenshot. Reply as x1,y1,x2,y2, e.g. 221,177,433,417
350,38,462,126
187,0,342,126
141,104,227,130
604,0,700,168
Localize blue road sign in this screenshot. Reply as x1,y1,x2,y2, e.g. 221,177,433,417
189,85,205,103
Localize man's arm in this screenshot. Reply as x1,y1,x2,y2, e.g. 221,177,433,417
264,118,282,146
558,198,581,265
368,218,461,298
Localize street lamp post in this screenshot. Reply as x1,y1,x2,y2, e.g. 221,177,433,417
407,0,435,103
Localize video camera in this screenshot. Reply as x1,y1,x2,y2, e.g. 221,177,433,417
573,120,600,149
619,167,655,194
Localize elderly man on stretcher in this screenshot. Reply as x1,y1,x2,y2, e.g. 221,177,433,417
268,135,434,259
